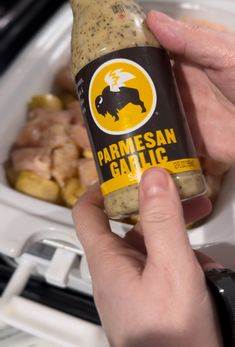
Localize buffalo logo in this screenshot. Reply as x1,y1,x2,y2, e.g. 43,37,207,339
89,58,157,135
95,70,146,122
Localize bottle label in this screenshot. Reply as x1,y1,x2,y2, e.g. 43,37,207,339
75,47,201,196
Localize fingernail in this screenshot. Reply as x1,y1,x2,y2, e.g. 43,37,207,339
141,169,169,197
147,11,183,40
148,11,173,23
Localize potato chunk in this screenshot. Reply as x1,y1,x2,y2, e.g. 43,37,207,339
15,171,60,203
205,175,223,203
6,167,19,187
83,150,93,159
28,94,63,111
62,178,86,207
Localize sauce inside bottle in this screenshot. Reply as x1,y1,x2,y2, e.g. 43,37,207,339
70,0,160,72
70,0,207,218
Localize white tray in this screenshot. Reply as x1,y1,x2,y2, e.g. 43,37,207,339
0,2,235,346
0,1,235,264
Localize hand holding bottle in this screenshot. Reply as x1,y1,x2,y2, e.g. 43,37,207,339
73,168,222,347
72,12,235,347
70,1,206,219
147,11,235,169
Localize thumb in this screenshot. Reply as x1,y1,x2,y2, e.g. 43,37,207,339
139,168,195,270
147,11,235,70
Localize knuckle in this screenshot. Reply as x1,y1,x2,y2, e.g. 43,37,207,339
72,193,88,219
92,284,104,307
72,204,82,226
142,204,180,225
92,278,110,309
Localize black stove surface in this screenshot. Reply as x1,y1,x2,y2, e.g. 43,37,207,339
0,255,100,325
0,0,68,75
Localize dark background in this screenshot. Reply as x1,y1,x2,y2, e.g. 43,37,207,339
0,0,68,75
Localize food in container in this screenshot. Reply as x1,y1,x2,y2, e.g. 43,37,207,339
70,0,206,218
5,68,98,208
4,2,231,227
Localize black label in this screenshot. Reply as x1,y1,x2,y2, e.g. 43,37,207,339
75,47,199,195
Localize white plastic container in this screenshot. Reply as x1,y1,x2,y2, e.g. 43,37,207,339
0,0,235,256
0,1,234,261
0,0,235,257
0,322,60,347
0,1,235,346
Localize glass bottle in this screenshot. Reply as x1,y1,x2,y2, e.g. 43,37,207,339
70,0,207,218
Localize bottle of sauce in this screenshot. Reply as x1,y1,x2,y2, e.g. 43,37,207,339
70,0,207,218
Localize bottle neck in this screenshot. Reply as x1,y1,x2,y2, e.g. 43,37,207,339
70,0,94,13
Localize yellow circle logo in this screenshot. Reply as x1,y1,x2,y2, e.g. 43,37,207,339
89,59,157,135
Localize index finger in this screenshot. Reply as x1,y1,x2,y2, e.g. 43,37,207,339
73,184,118,260
147,11,235,70
183,195,212,225
72,185,143,282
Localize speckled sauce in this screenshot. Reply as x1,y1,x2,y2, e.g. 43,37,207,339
70,0,160,75
70,0,207,218
105,184,138,218
173,171,206,199
105,172,206,218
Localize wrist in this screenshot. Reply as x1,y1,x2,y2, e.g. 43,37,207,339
206,268,235,347
206,293,224,347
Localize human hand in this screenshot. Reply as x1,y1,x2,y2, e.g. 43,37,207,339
147,11,235,175
73,168,223,347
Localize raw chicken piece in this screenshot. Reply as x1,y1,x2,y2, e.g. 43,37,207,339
52,142,79,187
70,124,91,152
16,109,73,148
53,65,75,94
40,124,71,149
78,158,98,187
201,157,231,176
15,122,42,147
200,158,230,203
205,174,223,203
67,101,84,125
27,108,73,127
11,147,51,179
180,17,228,32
